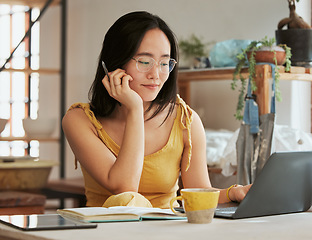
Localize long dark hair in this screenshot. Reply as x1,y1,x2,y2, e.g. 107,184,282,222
88,11,179,121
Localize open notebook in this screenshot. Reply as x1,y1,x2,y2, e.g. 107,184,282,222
57,206,186,222
215,151,312,219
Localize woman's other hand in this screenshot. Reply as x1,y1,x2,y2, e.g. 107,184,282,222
228,184,252,202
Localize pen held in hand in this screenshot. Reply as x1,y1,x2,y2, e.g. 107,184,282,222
102,61,121,106
102,61,110,81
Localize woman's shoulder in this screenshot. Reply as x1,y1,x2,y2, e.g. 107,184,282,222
63,103,89,120
67,102,91,112
62,105,89,128
62,102,101,131
63,105,85,120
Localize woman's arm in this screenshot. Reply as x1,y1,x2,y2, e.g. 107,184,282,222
62,71,145,194
180,110,251,203
62,106,144,194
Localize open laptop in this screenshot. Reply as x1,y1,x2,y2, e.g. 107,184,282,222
214,151,312,219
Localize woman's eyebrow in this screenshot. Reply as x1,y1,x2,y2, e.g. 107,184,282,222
136,52,170,58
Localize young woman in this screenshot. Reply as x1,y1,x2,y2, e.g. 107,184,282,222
62,11,251,209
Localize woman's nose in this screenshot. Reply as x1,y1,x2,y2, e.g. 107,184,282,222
147,62,160,79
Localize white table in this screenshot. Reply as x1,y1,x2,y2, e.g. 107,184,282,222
0,210,311,240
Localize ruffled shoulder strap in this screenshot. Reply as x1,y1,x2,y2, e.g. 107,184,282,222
176,95,193,171
68,103,103,131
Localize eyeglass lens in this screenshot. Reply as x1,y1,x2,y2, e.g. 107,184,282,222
135,57,176,73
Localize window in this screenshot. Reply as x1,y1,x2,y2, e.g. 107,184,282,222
0,4,40,157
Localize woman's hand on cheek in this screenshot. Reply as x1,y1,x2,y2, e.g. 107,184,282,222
102,69,143,110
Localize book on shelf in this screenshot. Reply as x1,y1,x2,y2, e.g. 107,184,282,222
57,206,186,223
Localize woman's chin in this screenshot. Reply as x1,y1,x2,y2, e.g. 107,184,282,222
140,93,159,103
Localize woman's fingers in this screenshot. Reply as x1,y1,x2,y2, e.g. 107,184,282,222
102,69,124,91
120,74,133,88
102,69,142,110
102,69,133,100
109,70,126,90
102,74,111,90
236,184,252,202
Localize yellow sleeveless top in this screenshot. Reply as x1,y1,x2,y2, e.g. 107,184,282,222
68,95,193,209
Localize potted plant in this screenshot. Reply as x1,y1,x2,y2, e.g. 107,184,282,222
275,0,312,66
231,36,292,120
179,34,211,69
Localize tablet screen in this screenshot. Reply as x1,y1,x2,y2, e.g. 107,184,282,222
0,214,97,231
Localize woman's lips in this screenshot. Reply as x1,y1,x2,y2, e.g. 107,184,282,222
142,84,159,90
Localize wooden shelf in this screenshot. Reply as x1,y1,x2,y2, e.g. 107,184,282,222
0,0,61,8
178,67,248,82
1,68,60,75
178,66,312,83
0,137,59,142
178,65,312,115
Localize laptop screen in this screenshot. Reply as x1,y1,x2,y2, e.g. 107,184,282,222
215,151,312,219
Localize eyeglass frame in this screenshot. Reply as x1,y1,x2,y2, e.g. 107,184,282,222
131,56,177,74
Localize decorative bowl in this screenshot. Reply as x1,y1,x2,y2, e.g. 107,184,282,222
23,118,57,138
0,119,8,134
0,156,58,190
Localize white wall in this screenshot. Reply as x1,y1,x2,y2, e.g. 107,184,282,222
40,0,311,178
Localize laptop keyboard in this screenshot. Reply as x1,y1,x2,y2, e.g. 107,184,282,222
216,206,237,213
175,206,238,217
215,206,238,215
